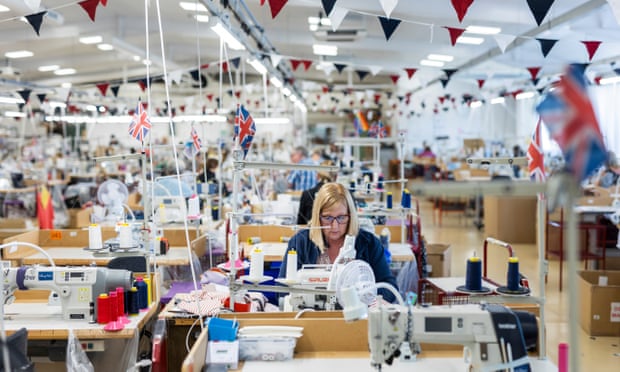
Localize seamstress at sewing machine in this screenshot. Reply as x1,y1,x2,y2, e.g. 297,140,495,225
278,182,398,303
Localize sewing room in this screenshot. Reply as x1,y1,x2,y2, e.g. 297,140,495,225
0,0,619,371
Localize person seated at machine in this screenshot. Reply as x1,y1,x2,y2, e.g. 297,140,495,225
296,160,336,225
279,182,397,302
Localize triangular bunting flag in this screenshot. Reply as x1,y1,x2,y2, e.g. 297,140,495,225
334,63,347,73
221,61,228,72
356,70,369,81
18,89,32,103
443,69,458,80
440,79,449,88
36,93,46,104
450,0,474,23
267,0,288,19
532,78,540,86
189,69,200,81
137,79,147,92
230,57,241,69
111,86,120,97
78,0,100,22
96,83,109,96
226,89,234,97
537,38,558,57
321,0,337,16
444,26,465,46
168,70,183,84
25,11,46,36
527,0,555,26
270,54,283,67
493,34,516,53
206,94,214,101
390,74,400,84
100,0,107,6
329,7,348,31
527,67,541,80
379,0,399,19
369,65,382,76
581,41,601,61
378,16,401,41
302,60,313,71
477,79,485,88
290,59,302,71
405,68,417,79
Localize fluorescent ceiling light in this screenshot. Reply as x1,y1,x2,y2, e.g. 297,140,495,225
470,100,483,108
0,5,10,12
254,117,291,125
515,91,536,100
270,77,283,88
282,87,292,96
5,50,33,59
427,54,453,62
54,68,76,76
420,59,444,67
49,101,67,109
211,22,245,50
599,76,620,85
289,94,298,102
61,82,72,88
313,44,337,56
38,65,59,72
133,55,141,62
85,105,98,112
295,101,307,112
179,2,208,12
194,14,209,23
97,43,114,51
5,111,26,118
247,58,267,75
79,35,103,44
0,96,24,105
309,24,319,31
491,97,505,105
457,36,485,45
465,25,501,35
44,114,227,124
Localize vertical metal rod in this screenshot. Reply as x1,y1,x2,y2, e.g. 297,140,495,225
564,184,580,372
536,194,547,359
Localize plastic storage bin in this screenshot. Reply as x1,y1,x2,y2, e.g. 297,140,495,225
238,337,297,361
206,317,239,341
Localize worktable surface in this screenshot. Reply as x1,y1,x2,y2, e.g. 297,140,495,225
21,246,191,266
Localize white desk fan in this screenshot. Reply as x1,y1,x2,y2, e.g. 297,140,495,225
96,179,130,222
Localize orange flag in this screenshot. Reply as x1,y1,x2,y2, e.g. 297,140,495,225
37,185,54,229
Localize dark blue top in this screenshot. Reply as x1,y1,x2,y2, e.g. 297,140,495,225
278,229,398,303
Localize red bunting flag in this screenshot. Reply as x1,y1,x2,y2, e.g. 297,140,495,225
390,74,400,84
444,26,465,46
101,0,107,5
290,59,302,71
79,0,100,22
438,96,446,104
527,67,541,80
450,0,474,23
96,83,109,96
234,91,241,99
267,0,288,19
404,68,417,79
137,80,146,92
581,41,601,61
477,79,485,89
200,63,210,69
302,60,313,71
374,93,382,103
206,94,213,101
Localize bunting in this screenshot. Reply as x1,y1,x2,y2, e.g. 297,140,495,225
444,27,465,46
321,0,336,16
581,41,601,61
378,16,401,41
477,79,485,89
110,86,120,97
267,0,288,19
96,83,109,96
356,70,369,81
527,0,555,26
451,0,474,23
379,0,398,19
334,63,347,73
405,68,417,79
527,67,541,81
18,90,32,104
537,38,558,58
78,0,100,22
36,93,46,104
25,11,46,36
390,75,400,84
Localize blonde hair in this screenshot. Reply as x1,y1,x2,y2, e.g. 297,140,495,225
308,182,359,253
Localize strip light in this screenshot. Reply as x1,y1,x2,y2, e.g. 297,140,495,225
44,114,227,124
211,23,246,51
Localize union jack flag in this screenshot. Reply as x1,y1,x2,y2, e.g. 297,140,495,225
190,126,202,152
234,104,256,158
368,120,387,138
536,64,607,181
128,99,151,142
527,118,546,182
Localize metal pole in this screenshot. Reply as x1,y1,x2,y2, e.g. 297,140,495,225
536,194,548,360
564,181,580,372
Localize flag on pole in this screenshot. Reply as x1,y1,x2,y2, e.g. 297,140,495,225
183,127,203,159
527,118,546,182
234,104,256,158
191,126,202,152
369,120,388,138
536,64,607,181
128,99,151,142
37,185,54,229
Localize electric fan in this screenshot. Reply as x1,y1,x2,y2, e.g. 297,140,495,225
96,179,129,222
334,260,377,321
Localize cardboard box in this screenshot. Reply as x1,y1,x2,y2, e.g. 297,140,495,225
426,243,451,277
578,270,620,337
484,196,537,244
67,207,92,228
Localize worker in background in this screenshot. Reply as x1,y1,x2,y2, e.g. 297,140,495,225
279,182,397,303
287,146,318,191
512,145,525,178
296,160,336,225
594,151,620,188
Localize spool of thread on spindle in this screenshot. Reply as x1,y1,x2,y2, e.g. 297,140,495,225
506,257,520,291
97,294,110,324
249,247,264,279
401,189,411,208
349,180,356,193
247,237,261,245
128,287,139,314
108,291,118,322
134,277,148,310
211,206,219,221
377,175,384,190
558,343,568,372
386,192,393,209
286,250,298,281
188,195,200,217
143,277,152,306
116,287,125,316
465,256,482,291
88,224,103,250
118,223,132,248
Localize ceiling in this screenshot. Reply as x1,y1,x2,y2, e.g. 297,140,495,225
0,0,619,120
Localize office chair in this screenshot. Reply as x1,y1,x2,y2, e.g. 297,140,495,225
0,327,34,372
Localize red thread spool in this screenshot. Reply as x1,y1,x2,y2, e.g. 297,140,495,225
116,287,125,316
97,294,110,324
108,291,118,322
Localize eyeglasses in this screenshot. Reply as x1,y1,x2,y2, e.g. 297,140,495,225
320,215,349,224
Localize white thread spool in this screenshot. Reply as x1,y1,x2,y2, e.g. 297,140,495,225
187,196,200,217
249,247,264,279
88,224,103,250
286,250,298,281
118,223,133,248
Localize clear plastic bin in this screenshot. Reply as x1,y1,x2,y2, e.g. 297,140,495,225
238,337,297,361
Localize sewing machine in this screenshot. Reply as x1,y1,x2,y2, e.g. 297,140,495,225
367,303,537,372
3,266,133,321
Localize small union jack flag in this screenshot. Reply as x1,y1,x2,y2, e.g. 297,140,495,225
191,126,202,152
536,64,607,181
128,99,151,142
369,120,387,138
527,118,546,182
234,104,256,158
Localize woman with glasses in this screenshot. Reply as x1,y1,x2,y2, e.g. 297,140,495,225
278,182,398,303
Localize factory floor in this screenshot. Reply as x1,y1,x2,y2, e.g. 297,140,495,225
412,196,620,371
